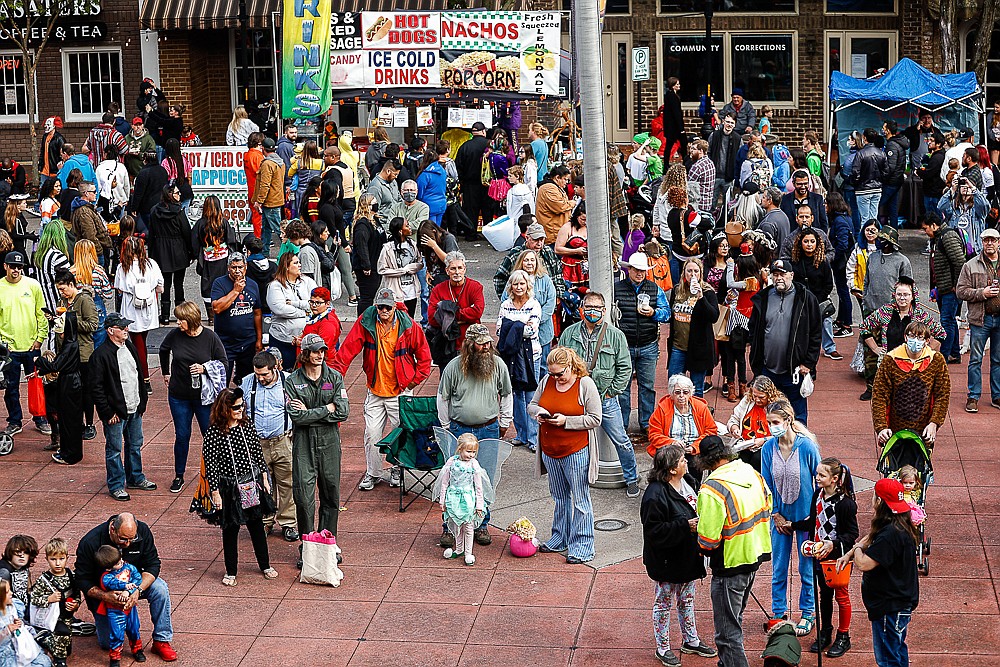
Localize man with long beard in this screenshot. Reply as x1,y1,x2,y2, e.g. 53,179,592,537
436,323,513,549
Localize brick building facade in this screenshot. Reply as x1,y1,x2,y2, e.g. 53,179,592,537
0,0,143,178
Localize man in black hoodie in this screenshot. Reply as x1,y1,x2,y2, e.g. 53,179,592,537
917,131,947,219
879,120,909,228
127,152,168,233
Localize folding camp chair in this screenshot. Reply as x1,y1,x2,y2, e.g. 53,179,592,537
377,396,446,512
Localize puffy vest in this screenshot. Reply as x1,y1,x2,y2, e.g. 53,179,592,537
614,278,660,348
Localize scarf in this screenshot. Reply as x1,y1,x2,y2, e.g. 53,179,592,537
306,306,333,327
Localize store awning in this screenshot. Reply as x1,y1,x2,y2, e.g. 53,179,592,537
140,0,450,31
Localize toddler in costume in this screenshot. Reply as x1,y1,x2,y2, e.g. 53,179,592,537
896,465,926,526
95,545,145,667
435,434,494,566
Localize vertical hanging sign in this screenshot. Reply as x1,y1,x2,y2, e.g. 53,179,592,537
282,0,333,119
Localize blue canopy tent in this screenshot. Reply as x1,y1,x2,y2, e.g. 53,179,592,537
828,58,984,159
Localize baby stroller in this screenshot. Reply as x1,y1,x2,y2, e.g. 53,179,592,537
0,343,11,455
876,429,933,575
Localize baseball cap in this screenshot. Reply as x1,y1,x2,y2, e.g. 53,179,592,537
769,259,793,274
982,228,1000,240
874,478,911,514
525,223,546,240
4,251,26,266
622,252,651,272
132,117,144,125
696,435,733,463
373,287,396,308
262,137,276,151
960,127,975,138
466,323,492,345
104,313,134,330
300,333,328,352
471,121,487,132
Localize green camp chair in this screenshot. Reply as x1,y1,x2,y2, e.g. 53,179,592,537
377,395,446,512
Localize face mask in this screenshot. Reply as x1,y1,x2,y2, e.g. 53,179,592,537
583,309,602,323
769,423,787,438
402,192,417,203
906,337,926,354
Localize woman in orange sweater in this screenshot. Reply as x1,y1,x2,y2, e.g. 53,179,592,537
647,375,718,476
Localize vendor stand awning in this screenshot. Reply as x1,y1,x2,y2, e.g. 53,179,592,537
140,0,448,31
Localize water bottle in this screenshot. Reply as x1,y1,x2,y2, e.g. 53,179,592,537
191,371,201,389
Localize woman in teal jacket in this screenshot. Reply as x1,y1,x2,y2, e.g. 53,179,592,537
761,399,822,636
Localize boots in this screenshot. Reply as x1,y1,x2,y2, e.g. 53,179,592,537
726,380,741,403
159,301,171,326
809,627,832,653
826,632,851,658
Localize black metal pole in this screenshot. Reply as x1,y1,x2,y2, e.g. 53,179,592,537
239,0,250,104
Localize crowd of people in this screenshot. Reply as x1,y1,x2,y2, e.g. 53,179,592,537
0,76,995,667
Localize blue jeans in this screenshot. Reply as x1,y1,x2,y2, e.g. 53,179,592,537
619,341,659,431
844,189,862,240
856,192,881,224
167,395,211,478
938,291,960,359
105,412,147,493
539,341,551,379
601,396,638,484
871,608,911,667
94,577,173,649
260,206,282,254
668,255,684,286
968,314,1000,401
418,266,429,326
512,356,541,448
667,347,706,396
822,316,837,354
4,350,44,427
450,421,500,442
762,369,808,424
770,525,815,619
923,195,939,221
542,447,595,561
879,185,901,228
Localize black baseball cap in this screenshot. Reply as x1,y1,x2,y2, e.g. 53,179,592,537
262,137,276,151
471,121,487,132
104,313,134,330
4,251,26,266
769,259,793,274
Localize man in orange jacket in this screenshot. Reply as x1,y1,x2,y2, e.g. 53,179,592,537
243,133,264,238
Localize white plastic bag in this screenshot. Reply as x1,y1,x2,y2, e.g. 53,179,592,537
299,530,344,587
799,372,814,398
14,627,43,667
330,264,344,301
28,601,58,632
481,214,518,252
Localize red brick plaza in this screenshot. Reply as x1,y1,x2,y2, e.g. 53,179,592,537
0,339,993,666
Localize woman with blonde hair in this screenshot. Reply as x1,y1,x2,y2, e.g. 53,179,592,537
528,346,603,564
510,249,556,365
225,105,259,147
72,238,114,347
498,269,543,449
351,193,388,315
667,257,720,397
725,375,788,470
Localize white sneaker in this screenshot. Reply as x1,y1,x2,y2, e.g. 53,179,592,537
358,473,381,491
388,467,402,487
464,553,475,566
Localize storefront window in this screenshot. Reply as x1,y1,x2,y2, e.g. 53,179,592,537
563,0,630,13
661,34,723,104
660,0,794,13
826,0,894,12
62,49,124,121
730,34,794,102
234,29,276,106
0,52,29,121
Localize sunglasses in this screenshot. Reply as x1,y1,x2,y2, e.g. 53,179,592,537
376,305,393,311
549,368,568,378
232,402,245,411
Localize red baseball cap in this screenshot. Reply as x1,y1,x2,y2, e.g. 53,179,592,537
132,117,144,125
874,478,910,514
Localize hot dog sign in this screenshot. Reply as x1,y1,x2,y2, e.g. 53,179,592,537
361,12,441,87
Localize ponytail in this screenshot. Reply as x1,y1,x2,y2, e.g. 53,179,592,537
821,456,855,500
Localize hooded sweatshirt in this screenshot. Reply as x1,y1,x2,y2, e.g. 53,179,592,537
862,248,913,314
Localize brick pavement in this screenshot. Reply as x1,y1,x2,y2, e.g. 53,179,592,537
0,329,994,667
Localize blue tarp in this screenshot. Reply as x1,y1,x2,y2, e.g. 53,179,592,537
830,58,980,106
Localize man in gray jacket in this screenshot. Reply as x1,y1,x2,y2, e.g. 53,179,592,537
366,159,402,212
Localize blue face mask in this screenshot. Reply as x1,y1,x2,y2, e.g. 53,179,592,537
906,337,926,354
769,423,787,438
582,309,602,324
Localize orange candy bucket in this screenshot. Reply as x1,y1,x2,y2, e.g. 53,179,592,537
821,559,852,588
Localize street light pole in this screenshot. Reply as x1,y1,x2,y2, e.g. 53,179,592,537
573,0,623,488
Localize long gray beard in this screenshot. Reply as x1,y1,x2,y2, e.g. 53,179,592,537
462,349,495,381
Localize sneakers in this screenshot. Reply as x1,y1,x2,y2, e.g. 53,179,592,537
655,650,681,666
832,324,853,338
83,424,97,440
388,467,402,488
823,350,844,360
967,398,979,413
282,526,300,542
474,526,492,545
127,479,157,491
439,529,456,549
358,473,381,491
69,618,96,636
169,476,184,493
144,379,153,395
859,389,872,401
52,452,68,465
680,641,718,658
3,423,22,437
626,482,641,498
110,488,131,501
150,641,177,662
36,420,52,435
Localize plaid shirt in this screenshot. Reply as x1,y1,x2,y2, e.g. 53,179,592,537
688,156,716,214
608,167,628,220
493,241,566,299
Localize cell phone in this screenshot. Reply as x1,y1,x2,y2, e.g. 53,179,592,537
41,307,53,317
536,408,553,420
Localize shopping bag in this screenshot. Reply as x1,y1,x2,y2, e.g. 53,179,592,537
713,305,730,341
299,530,344,587
27,375,46,418
29,601,58,632
14,627,43,666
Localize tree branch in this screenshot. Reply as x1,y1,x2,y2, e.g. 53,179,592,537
972,2,1000,86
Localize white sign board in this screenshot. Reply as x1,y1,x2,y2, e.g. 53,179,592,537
631,46,649,82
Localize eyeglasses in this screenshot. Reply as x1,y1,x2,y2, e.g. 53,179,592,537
232,403,245,411
308,299,326,305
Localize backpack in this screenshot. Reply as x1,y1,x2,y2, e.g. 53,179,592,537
809,148,832,192
771,144,791,187
747,158,772,189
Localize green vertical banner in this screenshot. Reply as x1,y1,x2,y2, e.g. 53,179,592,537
282,0,332,119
